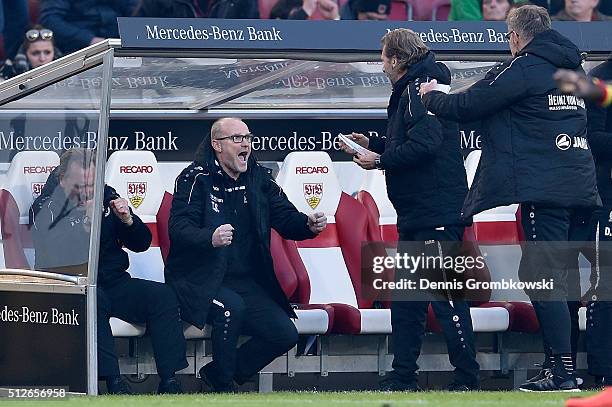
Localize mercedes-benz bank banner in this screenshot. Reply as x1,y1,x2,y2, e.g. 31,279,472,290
0,117,482,163
0,291,87,393
117,18,611,54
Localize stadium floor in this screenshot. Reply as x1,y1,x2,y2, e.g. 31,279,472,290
9,391,598,406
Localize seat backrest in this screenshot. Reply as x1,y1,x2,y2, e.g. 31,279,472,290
276,152,373,308
0,151,59,269
105,151,165,282
389,0,408,20
356,169,398,243
463,150,519,243
431,0,450,20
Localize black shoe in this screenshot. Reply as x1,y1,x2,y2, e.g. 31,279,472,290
519,371,581,392
106,376,133,395
447,382,479,392
158,377,182,394
379,377,421,392
199,364,237,393
526,368,552,383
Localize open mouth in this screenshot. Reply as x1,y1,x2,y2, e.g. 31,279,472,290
238,151,249,163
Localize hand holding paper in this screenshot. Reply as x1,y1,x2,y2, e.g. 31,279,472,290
338,133,372,156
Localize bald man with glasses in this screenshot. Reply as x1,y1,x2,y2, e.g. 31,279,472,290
165,118,327,393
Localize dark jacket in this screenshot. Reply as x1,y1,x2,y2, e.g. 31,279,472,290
39,0,137,54
552,9,612,21
587,60,612,204
165,147,315,329
134,0,259,18
423,29,601,218
369,52,468,231
31,170,151,288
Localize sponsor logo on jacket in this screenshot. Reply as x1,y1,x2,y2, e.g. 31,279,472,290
548,94,585,111
555,134,588,151
304,183,323,209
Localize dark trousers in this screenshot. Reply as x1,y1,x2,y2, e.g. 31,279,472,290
389,225,480,386
205,279,298,386
518,204,579,358
97,278,188,379
541,209,593,367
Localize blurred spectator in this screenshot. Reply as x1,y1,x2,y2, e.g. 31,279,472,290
451,0,534,20
530,0,564,13
134,0,259,18
340,0,391,20
39,0,138,54
270,0,339,19
552,0,612,21
449,0,483,20
0,0,29,59
483,0,514,20
1,25,62,80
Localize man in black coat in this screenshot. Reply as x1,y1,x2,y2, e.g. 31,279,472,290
165,117,327,392
31,148,187,395
341,28,479,391
420,5,600,392
39,0,137,54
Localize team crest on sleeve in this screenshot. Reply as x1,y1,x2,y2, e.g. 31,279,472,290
127,182,147,208
303,183,323,209
31,182,44,199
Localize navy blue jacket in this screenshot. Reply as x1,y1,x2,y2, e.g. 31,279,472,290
39,0,137,54
165,147,315,329
370,52,468,231
423,30,600,217
587,60,612,204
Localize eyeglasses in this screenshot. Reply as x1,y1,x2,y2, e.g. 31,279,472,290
215,133,253,143
504,31,516,40
25,29,53,42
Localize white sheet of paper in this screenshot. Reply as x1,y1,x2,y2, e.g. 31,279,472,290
338,133,372,155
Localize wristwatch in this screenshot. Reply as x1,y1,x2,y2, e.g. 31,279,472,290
374,157,383,169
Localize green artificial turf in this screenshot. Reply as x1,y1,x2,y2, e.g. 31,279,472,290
1,390,597,407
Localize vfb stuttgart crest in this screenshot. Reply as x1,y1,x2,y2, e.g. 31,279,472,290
31,182,44,199
303,183,323,210
127,182,147,209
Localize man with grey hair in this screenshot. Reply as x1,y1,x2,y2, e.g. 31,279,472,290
420,5,600,392
341,28,479,391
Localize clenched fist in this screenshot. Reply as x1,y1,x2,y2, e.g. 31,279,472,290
212,224,234,247
307,212,327,234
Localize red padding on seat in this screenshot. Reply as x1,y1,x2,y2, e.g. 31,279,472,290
284,238,311,304
157,191,173,263
506,301,540,333
356,190,382,242
294,303,335,334
144,223,159,247
271,229,298,300
336,193,375,309
296,223,339,248
0,190,30,269
329,303,362,334
381,224,399,243
472,221,519,244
